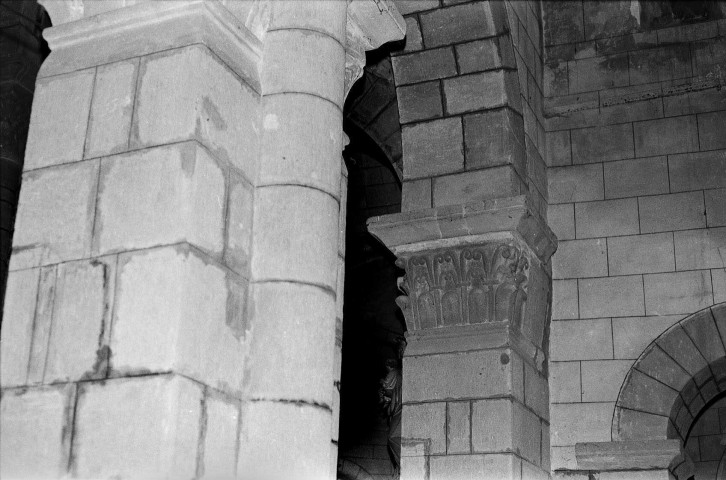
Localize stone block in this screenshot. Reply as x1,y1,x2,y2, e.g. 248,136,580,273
403,349,517,403
225,173,254,275
581,360,633,402
24,68,95,170
582,1,635,40
571,123,634,164
657,21,719,43
259,93,343,198
619,370,679,417
550,319,613,361
420,2,497,48
706,189,726,227
463,108,526,174
663,87,726,117
698,111,726,150
0,268,39,387
444,70,519,115
0,384,73,478
548,203,575,241
603,157,669,199
25,267,54,385
44,258,113,383
456,37,511,74
550,361,581,403
429,453,519,480
550,402,614,446
112,246,246,393
11,160,98,270
579,275,645,318
73,375,201,478
202,394,239,479
252,185,339,290
391,47,457,86
262,28,343,107
472,399,541,465
395,0,440,15
402,402,446,454
546,130,572,167
548,164,604,204
714,269,726,304
545,61,569,98
237,401,331,480
552,238,608,279
636,344,691,392
402,179,432,211
551,446,577,471
629,45,692,85
247,281,335,406
669,150,726,192
552,279,578,320
607,233,675,276
133,45,260,179
447,401,471,454
674,228,726,270
575,198,639,239
432,166,522,207
613,407,670,441
397,81,443,124
634,116,698,157
96,142,225,257
85,59,138,158
568,54,629,94
639,191,706,233
402,117,464,179
645,271,713,316
402,16,423,53
543,1,584,45
683,310,725,364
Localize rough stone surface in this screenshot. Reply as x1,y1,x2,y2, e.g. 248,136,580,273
552,279,578,320
607,233,675,275
420,2,497,48
668,150,726,193
392,47,457,85
603,157,669,199
402,118,464,179
202,394,239,479
579,275,645,318
429,453,519,480
433,166,522,206
674,228,726,270
444,70,518,115
552,238,607,279
225,173,254,275
550,402,614,446
581,360,633,402
0,268,39,387
73,375,201,478
24,68,95,170
550,361,581,403
638,192,707,233
447,401,471,454
706,189,726,227
96,142,225,257
548,164,603,204
575,198,639,239
397,81,443,124
571,123,634,164
634,116,699,157
402,402,446,454
550,319,613,361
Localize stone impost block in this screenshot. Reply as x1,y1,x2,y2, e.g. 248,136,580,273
85,59,138,159
575,440,682,470
402,179,432,212
402,117,464,179
10,160,98,271
0,384,75,479
433,166,524,207
444,70,520,115
237,401,331,480
247,282,336,407
95,142,225,258
259,93,343,198
0,268,39,387
133,44,260,181
252,185,339,290
112,246,247,394
73,374,201,478
428,453,520,480
24,68,95,170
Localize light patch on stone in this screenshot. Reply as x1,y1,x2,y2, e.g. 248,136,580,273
263,114,279,130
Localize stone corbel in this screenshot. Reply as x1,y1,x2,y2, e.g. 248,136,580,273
345,0,405,100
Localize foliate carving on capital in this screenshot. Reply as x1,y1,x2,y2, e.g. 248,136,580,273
395,243,529,332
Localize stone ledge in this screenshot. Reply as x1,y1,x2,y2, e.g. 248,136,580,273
39,0,261,91
575,440,682,470
367,195,557,263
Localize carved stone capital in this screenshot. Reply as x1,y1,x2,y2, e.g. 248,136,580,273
345,0,405,99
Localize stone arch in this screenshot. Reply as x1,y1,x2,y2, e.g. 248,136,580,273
613,302,726,444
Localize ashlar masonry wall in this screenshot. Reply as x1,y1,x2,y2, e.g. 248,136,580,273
543,1,726,473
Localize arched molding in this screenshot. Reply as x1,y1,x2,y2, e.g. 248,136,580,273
613,302,726,444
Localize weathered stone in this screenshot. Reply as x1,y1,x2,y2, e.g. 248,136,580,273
656,324,709,377
73,375,201,478
629,45,692,85
402,402,446,454
581,360,633,402
571,123,634,164
613,407,670,441
401,179,432,212
524,362,549,420
550,361,581,403
603,157,669,199
575,198,639,238
429,453,519,480
447,401,471,454
550,402,614,446
668,150,726,192
444,70,519,115
633,116,699,157
546,129,572,167
619,369,678,416
548,164,604,204
402,117,464,179
397,81,443,124
638,191,706,233
550,319,613,361
0,268,39,387
463,108,526,174
202,394,239,479
582,1,637,40
644,270,713,316
636,344,691,392
225,173,254,275
579,275,645,318
575,439,682,470
568,54,629,94
552,279,578,320
391,47,457,85
11,160,98,270
96,142,225,257
607,233,675,276
543,1,584,45
553,238,607,279
674,227,726,270
433,166,522,207
456,37,513,74
24,69,95,170
706,189,726,227
548,203,575,240
612,316,682,360
85,59,138,158
420,2,497,48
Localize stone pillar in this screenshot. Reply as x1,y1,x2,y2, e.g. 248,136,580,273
1,1,261,478
369,196,556,480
